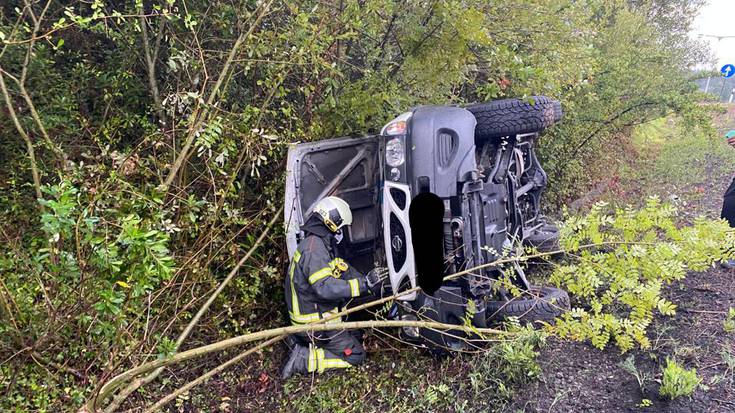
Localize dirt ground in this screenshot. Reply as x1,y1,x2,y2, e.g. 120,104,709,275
510,244,735,412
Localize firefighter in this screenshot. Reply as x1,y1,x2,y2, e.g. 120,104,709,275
281,196,388,379
722,130,735,268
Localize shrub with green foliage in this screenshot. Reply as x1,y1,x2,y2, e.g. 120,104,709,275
724,308,735,333
549,197,735,352
659,358,701,399
0,178,177,410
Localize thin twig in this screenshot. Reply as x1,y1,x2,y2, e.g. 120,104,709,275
139,7,164,121
99,204,282,413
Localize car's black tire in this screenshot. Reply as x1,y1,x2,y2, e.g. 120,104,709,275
524,222,560,253
486,286,569,324
466,96,562,142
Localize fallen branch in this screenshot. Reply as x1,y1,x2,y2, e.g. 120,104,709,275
87,320,507,412
89,240,644,411
142,336,283,413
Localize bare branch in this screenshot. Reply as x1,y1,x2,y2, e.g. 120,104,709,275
139,10,164,121
86,320,508,412
16,80,64,161
87,240,647,412
0,69,43,203
161,0,275,189
20,0,53,85
12,0,64,162
143,336,283,413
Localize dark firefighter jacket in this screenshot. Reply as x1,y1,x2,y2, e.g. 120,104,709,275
285,233,368,325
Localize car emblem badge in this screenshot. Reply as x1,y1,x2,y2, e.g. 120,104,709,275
391,235,403,252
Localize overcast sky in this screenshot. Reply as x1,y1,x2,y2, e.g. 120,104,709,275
691,0,735,68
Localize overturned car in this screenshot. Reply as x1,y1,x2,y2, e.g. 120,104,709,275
284,97,570,350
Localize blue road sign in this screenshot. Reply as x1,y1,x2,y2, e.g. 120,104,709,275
721,64,735,78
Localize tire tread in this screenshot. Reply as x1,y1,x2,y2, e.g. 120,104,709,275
486,286,570,324
466,96,563,142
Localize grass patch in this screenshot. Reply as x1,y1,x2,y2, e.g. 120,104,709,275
606,115,735,211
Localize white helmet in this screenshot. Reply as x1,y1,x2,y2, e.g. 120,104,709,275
313,196,352,232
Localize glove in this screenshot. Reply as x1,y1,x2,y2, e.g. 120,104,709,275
365,267,389,295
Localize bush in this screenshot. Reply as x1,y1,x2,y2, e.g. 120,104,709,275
659,358,701,399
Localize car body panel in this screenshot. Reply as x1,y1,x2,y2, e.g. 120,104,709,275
284,100,563,350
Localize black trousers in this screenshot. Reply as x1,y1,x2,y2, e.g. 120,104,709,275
722,177,735,227
288,330,365,374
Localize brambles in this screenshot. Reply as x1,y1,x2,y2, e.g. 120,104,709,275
659,358,701,399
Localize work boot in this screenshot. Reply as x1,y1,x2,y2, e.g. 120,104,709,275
281,344,309,379
721,259,735,269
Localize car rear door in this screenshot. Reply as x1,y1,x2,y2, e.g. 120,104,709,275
284,136,380,267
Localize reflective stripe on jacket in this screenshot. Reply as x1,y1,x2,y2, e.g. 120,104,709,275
285,235,368,325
